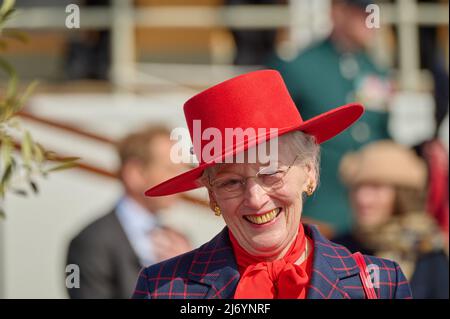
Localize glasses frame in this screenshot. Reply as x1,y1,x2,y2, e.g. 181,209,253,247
208,155,300,199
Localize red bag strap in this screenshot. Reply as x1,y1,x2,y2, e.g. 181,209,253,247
352,252,378,299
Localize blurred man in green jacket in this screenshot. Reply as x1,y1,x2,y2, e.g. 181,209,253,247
268,0,392,234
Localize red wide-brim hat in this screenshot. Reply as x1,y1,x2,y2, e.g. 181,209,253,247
145,70,364,197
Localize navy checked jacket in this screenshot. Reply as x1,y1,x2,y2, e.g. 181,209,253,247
132,224,412,299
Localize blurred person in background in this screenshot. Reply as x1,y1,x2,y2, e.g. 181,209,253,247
334,140,449,299
413,109,449,251
268,0,392,235
64,0,111,80
225,0,281,65
413,2,449,244
66,126,191,299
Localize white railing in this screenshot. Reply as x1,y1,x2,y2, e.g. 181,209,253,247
4,1,449,90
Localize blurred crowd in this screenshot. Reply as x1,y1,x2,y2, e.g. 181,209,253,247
27,0,447,299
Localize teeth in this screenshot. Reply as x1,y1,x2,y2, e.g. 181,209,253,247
245,208,280,225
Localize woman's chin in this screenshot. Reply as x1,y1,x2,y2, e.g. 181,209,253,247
245,231,288,254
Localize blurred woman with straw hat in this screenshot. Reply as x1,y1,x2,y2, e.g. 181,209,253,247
335,140,449,299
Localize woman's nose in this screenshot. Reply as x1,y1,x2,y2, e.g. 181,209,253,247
354,186,375,205
242,179,269,209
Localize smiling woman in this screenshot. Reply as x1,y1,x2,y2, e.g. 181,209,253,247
201,131,319,261
132,70,412,299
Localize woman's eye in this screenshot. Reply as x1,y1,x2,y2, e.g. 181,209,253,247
218,179,241,188
262,170,283,177
261,171,284,183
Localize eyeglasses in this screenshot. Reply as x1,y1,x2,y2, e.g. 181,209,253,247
208,155,300,200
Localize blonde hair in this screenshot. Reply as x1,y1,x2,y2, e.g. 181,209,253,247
279,131,321,184
116,126,171,168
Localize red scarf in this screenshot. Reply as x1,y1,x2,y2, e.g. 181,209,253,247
229,224,314,299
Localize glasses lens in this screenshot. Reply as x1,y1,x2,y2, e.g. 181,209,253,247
212,178,243,197
211,161,295,198
258,171,285,189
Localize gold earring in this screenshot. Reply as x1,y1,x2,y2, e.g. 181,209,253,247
214,205,222,216
306,183,314,197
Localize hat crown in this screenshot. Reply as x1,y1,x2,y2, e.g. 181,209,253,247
144,70,364,197
183,70,303,163
340,140,427,190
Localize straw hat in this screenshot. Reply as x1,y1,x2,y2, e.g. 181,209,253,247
339,140,427,190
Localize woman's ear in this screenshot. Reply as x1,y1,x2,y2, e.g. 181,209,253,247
303,161,317,190
200,171,218,212
121,159,146,193
207,188,217,212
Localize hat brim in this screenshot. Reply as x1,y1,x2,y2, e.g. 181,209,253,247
145,103,364,196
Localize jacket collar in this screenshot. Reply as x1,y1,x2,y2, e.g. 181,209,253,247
305,224,360,299
186,224,361,299
187,228,240,299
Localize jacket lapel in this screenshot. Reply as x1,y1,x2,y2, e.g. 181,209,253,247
305,224,361,299
187,227,240,299
185,224,363,299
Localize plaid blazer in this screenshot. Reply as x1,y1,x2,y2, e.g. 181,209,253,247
132,224,412,299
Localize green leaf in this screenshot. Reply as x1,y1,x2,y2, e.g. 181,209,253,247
0,134,12,167
44,150,57,161
0,104,15,122
16,80,38,111
29,179,38,194
0,0,15,27
0,8,15,29
33,142,45,163
0,57,18,100
3,29,28,43
0,0,15,16
1,161,12,185
10,156,16,168
45,161,78,173
0,207,5,218
58,156,81,162
21,130,33,170
6,116,20,129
